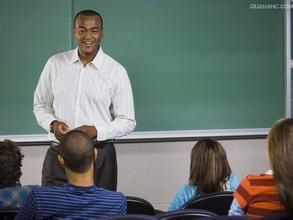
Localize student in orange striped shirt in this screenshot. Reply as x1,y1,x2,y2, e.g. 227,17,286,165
228,118,293,218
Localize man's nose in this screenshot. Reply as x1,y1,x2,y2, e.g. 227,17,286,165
84,30,92,38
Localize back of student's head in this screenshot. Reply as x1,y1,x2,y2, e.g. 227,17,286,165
59,130,94,173
189,138,231,195
0,140,23,188
268,118,293,213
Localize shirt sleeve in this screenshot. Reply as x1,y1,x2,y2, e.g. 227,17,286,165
168,184,197,211
228,198,245,216
33,58,57,132
120,194,127,215
233,176,253,210
15,190,37,220
95,67,136,141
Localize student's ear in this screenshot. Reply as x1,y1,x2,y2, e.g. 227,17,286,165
58,155,65,167
94,148,98,161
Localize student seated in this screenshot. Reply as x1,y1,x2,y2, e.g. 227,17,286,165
229,118,293,218
16,130,127,219
168,138,240,211
0,140,38,208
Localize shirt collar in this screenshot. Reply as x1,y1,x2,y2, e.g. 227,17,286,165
71,48,80,64
70,47,104,70
64,183,97,191
91,46,104,69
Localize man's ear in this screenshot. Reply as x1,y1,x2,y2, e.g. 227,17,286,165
94,148,98,161
73,27,78,41
58,155,65,167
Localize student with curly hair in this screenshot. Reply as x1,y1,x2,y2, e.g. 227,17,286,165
168,138,239,210
0,140,38,208
229,118,293,218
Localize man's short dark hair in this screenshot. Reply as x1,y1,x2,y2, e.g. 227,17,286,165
73,9,103,29
59,130,94,173
0,140,23,188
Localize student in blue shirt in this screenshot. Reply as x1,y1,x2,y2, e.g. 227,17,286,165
168,138,240,211
0,140,38,208
16,130,126,219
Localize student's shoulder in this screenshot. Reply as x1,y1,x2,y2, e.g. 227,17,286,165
244,173,273,181
30,185,64,195
238,173,274,189
178,183,194,190
21,185,40,191
22,184,40,188
229,175,240,183
228,175,240,191
97,187,126,198
176,183,197,197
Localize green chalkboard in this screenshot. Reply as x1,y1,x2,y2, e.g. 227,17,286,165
0,0,284,135
0,0,73,135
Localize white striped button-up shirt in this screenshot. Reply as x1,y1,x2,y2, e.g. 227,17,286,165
33,47,136,141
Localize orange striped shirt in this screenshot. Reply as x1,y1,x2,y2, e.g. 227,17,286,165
234,174,284,218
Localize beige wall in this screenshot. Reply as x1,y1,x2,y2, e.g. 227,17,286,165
20,139,269,211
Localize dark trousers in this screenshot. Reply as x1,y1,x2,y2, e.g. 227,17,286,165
42,141,117,191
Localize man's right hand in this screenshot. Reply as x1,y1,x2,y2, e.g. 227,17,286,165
52,121,69,141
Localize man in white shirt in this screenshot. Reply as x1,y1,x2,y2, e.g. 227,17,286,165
33,9,136,191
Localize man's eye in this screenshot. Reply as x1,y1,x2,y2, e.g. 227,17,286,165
79,29,85,33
